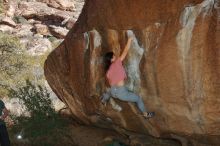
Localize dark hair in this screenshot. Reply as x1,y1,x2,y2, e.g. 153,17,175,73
104,52,114,71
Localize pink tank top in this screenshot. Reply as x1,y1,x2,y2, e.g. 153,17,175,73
106,58,127,86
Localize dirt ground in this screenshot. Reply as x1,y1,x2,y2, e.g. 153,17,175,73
9,124,128,146
10,123,181,146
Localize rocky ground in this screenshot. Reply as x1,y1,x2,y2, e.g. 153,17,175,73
10,122,181,146
0,0,84,56
0,0,85,114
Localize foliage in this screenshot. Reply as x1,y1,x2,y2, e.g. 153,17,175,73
0,0,4,14
48,36,57,42
0,32,24,73
0,32,29,96
10,80,54,116
13,16,28,24
9,80,74,146
0,32,51,96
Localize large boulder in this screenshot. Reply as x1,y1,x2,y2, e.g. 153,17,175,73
44,0,220,145
48,25,69,39
14,24,34,37
17,1,74,24
0,17,16,27
36,0,76,11
26,36,52,56
5,0,17,17
0,25,14,33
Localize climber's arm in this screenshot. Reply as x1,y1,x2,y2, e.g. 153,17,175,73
119,37,133,61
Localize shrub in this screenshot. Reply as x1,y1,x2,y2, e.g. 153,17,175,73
0,32,29,96
0,32,48,96
0,0,4,14
9,80,73,146
13,16,28,24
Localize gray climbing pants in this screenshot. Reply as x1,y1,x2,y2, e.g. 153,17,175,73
101,86,146,113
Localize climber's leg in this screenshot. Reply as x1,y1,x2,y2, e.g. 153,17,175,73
110,86,146,112
110,86,155,118
101,88,111,103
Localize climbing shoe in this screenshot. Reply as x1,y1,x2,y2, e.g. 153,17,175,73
110,98,122,112
143,112,155,119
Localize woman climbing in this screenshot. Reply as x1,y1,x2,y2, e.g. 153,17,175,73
101,36,155,118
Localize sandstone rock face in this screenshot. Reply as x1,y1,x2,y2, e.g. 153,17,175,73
17,1,74,23
44,0,220,145
33,24,50,36
48,25,69,39
4,0,17,17
36,0,76,11
0,17,16,27
0,24,14,33
0,0,85,118
0,0,85,56
14,24,34,37
26,36,52,56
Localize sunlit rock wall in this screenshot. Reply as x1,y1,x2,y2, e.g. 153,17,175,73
45,0,220,145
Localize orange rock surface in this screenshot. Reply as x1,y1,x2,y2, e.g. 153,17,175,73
45,0,220,145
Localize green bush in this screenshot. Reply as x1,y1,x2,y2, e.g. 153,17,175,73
48,36,57,42
13,16,28,24
0,32,49,96
0,32,29,96
0,32,24,72
10,80,54,117
9,80,73,146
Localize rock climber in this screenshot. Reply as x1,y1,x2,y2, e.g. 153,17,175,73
101,35,155,118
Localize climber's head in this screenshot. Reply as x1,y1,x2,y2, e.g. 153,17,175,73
104,52,115,71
